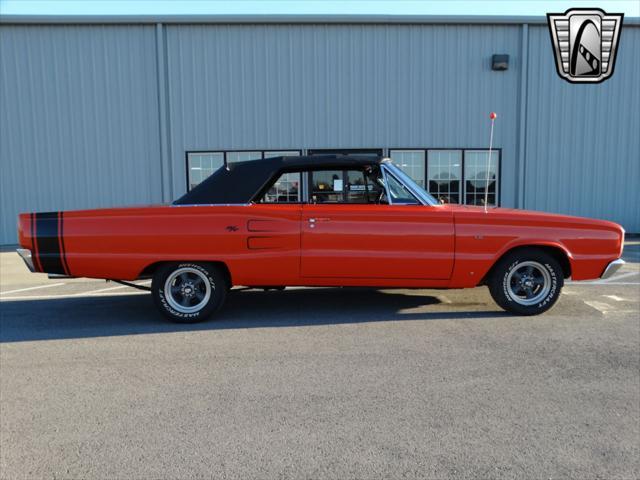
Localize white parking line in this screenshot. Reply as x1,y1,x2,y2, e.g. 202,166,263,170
70,281,150,296
79,284,129,295
604,295,626,302
0,282,66,295
585,300,613,314
0,290,148,301
0,280,152,302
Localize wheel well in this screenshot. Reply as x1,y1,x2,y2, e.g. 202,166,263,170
138,261,233,287
482,245,572,284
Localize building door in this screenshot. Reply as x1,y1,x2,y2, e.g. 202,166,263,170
308,148,383,156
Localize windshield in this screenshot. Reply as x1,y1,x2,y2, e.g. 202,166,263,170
383,160,439,206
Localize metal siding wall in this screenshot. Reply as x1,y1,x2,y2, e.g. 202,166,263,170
2,22,636,244
165,24,522,200
524,25,640,231
0,25,162,244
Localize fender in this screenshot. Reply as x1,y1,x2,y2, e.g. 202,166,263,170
449,237,574,288
493,238,573,266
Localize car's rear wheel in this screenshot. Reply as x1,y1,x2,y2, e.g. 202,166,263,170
152,262,227,323
488,249,563,315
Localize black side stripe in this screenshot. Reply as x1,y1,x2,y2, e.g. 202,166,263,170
30,213,42,272
59,211,71,275
34,212,66,275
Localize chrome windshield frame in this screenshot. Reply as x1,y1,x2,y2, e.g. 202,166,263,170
381,159,439,206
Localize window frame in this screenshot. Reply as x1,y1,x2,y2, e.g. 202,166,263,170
185,148,501,206
387,149,426,189
460,149,501,207
426,149,463,205
258,170,304,204
224,150,264,164
388,147,502,206
185,149,301,191
185,151,225,192
263,150,302,159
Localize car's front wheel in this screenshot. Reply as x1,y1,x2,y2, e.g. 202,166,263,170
152,262,228,323
488,249,564,315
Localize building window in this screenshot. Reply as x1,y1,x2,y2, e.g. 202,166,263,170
187,152,224,190
427,150,462,204
186,149,499,206
464,150,499,206
187,150,302,190
261,151,303,203
226,151,262,163
390,148,499,205
260,172,301,203
264,150,301,159
389,150,426,188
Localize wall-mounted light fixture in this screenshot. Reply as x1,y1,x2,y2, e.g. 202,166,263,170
492,54,509,71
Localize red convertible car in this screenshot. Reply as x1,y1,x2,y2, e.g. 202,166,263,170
17,155,624,322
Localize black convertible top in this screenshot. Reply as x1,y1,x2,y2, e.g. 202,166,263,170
174,154,384,205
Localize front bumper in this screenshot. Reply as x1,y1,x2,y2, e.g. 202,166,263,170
16,248,35,272
601,258,625,279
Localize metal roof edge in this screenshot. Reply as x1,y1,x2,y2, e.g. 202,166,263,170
2,13,637,26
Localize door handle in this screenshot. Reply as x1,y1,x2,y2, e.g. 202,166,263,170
308,217,330,229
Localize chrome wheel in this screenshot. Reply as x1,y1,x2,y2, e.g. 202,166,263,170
164,267,212,314
506,261,551,306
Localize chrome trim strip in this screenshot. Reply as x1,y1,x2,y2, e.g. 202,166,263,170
380,164,394,205
601,258,625,279
16,248,35,272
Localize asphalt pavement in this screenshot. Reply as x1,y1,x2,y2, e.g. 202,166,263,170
0,243,638,479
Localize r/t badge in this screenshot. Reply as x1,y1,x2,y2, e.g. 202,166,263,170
547,8,623,83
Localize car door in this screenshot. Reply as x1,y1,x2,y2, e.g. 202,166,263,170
233,172,303,285
300,168,454,279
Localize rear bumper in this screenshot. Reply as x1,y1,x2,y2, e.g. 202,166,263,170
601,258,625,279
16,248,35,272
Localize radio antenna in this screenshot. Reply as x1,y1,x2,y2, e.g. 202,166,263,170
485,112,497,213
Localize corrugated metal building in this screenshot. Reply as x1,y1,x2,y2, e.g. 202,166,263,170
1,14,638,244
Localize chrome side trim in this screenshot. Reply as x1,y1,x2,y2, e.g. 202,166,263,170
601,258,625,279
16,248,35,272
380,164,393,205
